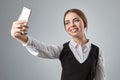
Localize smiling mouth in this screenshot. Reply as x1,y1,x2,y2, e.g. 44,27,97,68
70,28,78,33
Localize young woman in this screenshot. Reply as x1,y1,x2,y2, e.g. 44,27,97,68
11,9,105,80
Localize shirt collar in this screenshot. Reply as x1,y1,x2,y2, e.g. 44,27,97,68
70,39,91,49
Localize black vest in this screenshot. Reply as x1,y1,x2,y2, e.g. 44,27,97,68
59,42,99,80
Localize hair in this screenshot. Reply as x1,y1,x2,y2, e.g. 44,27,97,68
63,9,88,29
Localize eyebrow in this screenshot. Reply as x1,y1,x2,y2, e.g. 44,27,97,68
73,17,79,21
65,17,79,22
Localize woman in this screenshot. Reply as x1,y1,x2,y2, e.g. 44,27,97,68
11,9,105,80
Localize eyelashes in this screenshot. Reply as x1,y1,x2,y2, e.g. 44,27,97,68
74,18,80,22
65,18,80,26
65,22,69,25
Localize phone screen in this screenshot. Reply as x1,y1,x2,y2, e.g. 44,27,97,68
19,7,31,21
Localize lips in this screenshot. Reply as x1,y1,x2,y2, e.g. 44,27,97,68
70,28,79,33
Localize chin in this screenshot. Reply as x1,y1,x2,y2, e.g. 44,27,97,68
70,34,78,37
70,33,82,38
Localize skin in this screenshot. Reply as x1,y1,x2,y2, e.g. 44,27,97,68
11,20,29,44
64,12,88,46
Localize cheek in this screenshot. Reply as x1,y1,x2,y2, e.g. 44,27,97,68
64,26,70,33
78,22,84,30
64,26,68,31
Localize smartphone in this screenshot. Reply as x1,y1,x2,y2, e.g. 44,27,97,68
19,7,31,35
19,7,31,21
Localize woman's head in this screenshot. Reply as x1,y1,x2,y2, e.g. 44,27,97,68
63,9,88,38
64,9,88,29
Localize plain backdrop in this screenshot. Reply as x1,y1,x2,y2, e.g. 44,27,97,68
1,0,120,80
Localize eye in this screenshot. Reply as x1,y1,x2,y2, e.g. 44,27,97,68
65,22,68,25
65,21,70,25
74,18,80,23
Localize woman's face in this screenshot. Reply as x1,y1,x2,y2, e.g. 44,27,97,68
64,12,85,38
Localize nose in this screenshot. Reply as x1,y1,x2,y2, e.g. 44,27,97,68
70,21,76,27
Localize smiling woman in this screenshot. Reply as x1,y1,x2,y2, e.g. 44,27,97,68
64,12,87,44
11,8,105,80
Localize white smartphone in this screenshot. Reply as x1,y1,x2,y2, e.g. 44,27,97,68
19,7,31,21
19,7,31,35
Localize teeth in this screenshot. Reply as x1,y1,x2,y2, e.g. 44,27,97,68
71,28,77,33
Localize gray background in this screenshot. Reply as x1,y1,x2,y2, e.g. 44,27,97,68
0,0,120,80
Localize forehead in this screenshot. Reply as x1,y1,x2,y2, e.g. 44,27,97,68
65,12,80,20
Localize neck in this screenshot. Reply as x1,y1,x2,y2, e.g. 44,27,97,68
72,34,88,46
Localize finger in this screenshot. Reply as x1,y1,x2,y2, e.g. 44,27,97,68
20,28,28,35
16,27,28,35
14,29,28,36
17,20,28,23
22,26,29,30
11,28,21,37
12,28,21,34
13,23,29,29
22,28,28,34
21,31,28,35
12,24,22,29
13,21,28,27
18,20,28,26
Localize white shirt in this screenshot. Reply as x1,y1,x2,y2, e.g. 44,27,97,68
24,36,105,80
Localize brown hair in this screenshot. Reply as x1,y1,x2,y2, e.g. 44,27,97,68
63,9,88,29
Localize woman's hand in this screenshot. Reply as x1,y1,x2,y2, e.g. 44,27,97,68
11,20,29,44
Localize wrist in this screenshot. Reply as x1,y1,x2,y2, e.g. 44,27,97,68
16,35,28,45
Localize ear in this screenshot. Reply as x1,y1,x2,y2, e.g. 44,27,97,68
84,27,87,34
